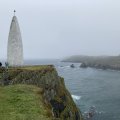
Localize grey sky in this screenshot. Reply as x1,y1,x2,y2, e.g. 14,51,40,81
0,0,120,59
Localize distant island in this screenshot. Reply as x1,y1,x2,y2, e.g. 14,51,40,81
62,55,120,71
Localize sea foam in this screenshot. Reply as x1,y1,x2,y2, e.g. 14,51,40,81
72,95,81,100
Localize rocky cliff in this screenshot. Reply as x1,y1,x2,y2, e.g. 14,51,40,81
0,65,83,120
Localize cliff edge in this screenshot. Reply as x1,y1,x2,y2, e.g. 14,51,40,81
0,65,83,120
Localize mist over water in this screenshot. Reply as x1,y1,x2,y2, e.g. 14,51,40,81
24,59,120,120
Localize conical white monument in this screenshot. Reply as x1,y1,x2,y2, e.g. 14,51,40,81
7,11,23,66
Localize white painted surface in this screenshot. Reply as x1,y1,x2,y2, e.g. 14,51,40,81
7,16,23,66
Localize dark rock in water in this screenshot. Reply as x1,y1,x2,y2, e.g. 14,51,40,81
88,63,110,70
95,64,108,70
84,106,96,120
80,63,88,68
80,62,111,70
60,65,63,67
70,64,75,68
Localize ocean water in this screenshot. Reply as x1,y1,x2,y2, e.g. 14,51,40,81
4,59,120,120
24,59,120,120
56,62,120,120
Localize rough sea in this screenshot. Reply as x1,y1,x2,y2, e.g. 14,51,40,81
3,59,120,120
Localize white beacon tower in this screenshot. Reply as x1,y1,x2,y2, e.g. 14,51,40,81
7,10,23,66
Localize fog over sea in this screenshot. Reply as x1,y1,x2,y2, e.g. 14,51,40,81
3,59,120,120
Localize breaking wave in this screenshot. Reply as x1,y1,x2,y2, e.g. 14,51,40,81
72,95,81,100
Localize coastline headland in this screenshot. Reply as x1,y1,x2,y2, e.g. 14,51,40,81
63,55,120,71
0,65,83,120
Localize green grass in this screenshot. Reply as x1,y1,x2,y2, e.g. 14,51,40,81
8,65,54,71
0,85,52,120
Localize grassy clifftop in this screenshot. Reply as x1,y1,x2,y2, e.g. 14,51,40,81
0,84,52,120
0,65,83,120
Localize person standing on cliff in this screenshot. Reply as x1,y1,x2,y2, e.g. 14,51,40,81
5,62,9,69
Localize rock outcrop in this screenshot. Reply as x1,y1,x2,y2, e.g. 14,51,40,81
80,62,120,71
63,55,120,71
0,65,83,120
